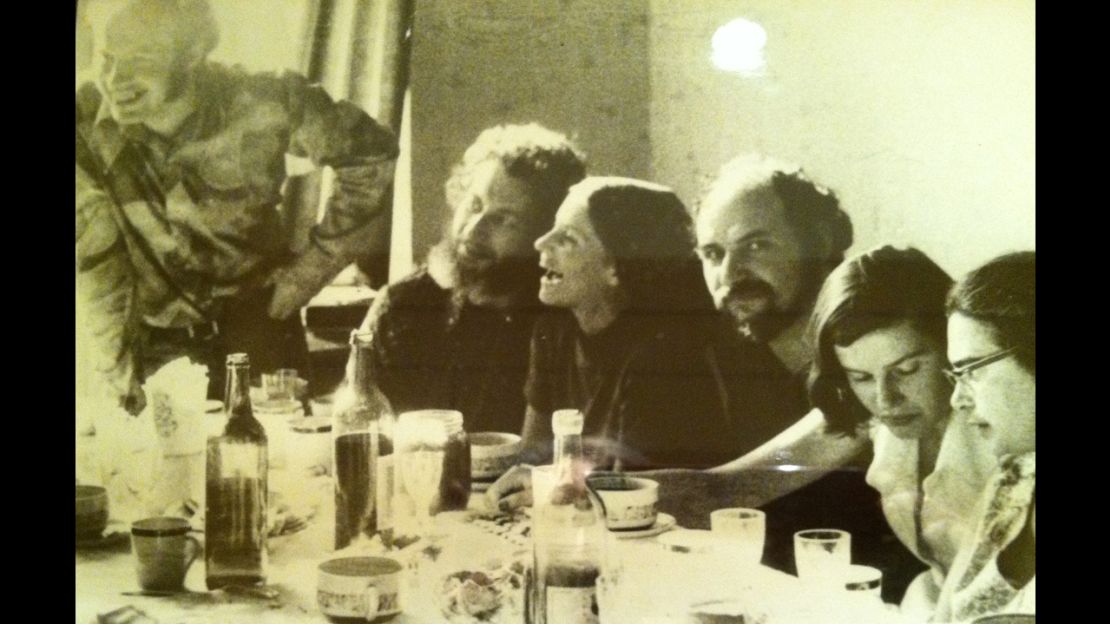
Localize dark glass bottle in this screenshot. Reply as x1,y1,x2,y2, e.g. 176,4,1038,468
205,353,268,589
333,330,396,550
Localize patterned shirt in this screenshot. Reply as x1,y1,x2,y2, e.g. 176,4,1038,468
76,62,398,395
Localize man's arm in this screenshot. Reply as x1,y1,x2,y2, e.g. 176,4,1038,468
76,162,143,412
636,410,870,527
707,408,868,475
268,73,400,319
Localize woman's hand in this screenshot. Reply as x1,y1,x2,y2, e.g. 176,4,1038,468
484,464,534,512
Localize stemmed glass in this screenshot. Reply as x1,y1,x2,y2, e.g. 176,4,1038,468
395,411,449,539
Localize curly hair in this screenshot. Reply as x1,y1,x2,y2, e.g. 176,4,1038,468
946,251,1035,374
696,154,853,267
807,246,954,436
445,123,587,226
574,177,714,315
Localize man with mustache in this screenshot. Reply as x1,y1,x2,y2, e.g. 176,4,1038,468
76,0,398,411
662,154,923,594
693,153,854,455
355,124,586,434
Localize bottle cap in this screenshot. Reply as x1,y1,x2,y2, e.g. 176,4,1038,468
226,353,249,366
552,409,584,436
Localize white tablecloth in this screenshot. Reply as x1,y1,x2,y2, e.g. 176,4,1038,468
77,466,911,624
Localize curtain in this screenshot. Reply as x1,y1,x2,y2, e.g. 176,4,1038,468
293,0,414,287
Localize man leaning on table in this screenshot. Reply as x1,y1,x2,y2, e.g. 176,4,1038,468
76,0,399,411
352,124,586,434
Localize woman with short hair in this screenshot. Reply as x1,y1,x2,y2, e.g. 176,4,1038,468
806,245,997,616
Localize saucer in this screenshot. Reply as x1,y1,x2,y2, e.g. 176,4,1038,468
611,512,676,540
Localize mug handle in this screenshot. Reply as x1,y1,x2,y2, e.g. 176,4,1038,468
362,584,380,622
183,534,202,572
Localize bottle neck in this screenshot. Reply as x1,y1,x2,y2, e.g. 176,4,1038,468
224,363,253,420
553,432,584,483
348,340,376,400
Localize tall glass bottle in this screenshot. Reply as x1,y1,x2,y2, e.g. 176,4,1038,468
205,353,268,589
333,330,396,550
530,409,607,624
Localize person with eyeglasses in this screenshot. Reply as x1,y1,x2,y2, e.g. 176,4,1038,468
803,246,996,615
934,251,1035,622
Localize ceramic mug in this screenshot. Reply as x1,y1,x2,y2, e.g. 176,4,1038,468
589,472,659,530
130,517,201,591
76,485,109,539
317,556,403,621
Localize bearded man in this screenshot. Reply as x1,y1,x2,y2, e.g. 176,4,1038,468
356,124,586,433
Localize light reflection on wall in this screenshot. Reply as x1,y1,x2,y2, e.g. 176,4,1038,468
711,18,767,76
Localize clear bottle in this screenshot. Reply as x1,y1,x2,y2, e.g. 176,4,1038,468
333,330,396,550
205,353,268,589
529,409,608,624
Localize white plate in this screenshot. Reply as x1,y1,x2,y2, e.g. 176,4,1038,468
611,512,676,539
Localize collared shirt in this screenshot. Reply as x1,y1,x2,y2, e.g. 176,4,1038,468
76,62,398,393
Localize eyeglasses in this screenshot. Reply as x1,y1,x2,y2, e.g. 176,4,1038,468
943,347,1018,386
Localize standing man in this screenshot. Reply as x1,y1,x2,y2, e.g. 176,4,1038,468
356,124,586,434
76,0,398,411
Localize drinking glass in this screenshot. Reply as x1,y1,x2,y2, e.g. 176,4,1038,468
395,412,448,538
710,508,765,566
793,529,851,581
262,368,299,402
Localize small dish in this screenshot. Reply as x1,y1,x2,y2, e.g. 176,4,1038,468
612,512,676,540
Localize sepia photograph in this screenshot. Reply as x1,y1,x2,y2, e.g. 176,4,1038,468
76,0,1035,622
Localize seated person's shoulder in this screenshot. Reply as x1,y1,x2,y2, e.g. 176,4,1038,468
363,267,451,331
376,267,451,310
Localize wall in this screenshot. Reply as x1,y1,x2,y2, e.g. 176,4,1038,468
408,0,654,261
647,0,1035,277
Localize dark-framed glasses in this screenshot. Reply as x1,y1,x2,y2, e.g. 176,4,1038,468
943,347,1018,385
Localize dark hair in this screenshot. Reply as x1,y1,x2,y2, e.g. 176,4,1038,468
445,123,587,228
946,251,1035,374
808,246,954,436
696,154,853,268
576,177,714,315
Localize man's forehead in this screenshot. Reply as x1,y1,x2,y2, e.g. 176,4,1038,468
103,4,179,56
697,186,790,242
471,159,539,215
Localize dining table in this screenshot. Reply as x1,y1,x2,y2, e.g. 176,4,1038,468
77,446,917,624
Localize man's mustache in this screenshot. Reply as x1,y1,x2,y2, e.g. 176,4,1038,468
719,279,775,302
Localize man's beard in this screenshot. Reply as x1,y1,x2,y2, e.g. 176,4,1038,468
722,262,828,343
431,239,543,305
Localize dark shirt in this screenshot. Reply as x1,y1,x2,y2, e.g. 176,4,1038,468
363,268,543,434
524,309,733,471
707,316,810,457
